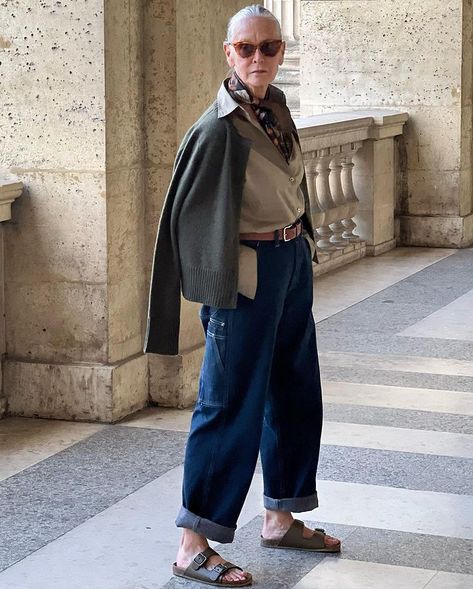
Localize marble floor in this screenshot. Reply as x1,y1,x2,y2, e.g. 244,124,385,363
1,246,473,589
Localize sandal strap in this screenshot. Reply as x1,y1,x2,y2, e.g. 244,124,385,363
208,561,242,582
279,519,326,549
191,547,218,571
184,552,243,584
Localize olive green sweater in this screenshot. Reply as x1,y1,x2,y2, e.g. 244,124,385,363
144,96,315,356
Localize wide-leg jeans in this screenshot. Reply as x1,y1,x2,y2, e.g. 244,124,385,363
175,234,323,543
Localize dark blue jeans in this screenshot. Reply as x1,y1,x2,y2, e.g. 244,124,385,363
175,234,323,543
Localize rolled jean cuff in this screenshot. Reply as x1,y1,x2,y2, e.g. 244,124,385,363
263,492,318,512
175,506,236,543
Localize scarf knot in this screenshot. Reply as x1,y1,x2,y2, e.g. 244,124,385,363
227,72,292,164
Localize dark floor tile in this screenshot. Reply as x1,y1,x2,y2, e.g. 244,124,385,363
0,427,187,571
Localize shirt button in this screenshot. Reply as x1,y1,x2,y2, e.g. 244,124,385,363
297,207,301,213
289,177,295,183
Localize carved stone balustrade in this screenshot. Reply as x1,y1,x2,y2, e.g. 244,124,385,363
295,110,408,276
0,172,23,418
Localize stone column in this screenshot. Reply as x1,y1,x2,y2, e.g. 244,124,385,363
300,0,473,248
265,0,301,117
1,0,251,418
0,174,23,418
1,1,147,422
145,0,249,409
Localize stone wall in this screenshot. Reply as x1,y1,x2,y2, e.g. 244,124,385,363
1,0,148,421
0,225,4,417
300,0,473,248
0,0,249,418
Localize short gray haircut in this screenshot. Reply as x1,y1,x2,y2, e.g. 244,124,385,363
225,4,282,43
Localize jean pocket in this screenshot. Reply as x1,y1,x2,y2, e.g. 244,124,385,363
198,310,228,407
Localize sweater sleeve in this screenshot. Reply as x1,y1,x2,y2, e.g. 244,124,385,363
143,110,225,355
143,127,200,355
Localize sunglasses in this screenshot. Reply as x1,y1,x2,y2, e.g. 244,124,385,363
229,39,283,58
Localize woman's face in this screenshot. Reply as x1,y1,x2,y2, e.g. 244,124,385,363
223,17,285,99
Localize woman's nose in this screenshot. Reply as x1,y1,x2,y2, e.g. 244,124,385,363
252,47,265,61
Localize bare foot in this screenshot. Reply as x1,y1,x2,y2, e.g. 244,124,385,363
175,528,251,584
262,509,341,548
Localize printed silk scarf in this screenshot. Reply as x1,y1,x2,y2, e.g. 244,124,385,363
226,71,293,164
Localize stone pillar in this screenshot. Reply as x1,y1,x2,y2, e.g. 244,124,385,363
1,1,147,422
265,0,301,117
145,0,248,408
0,174,23,418
300,0,473,248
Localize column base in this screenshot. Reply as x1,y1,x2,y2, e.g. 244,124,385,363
3,354,148,423
149,346,204,408
366,237,397,256
398,213,473,248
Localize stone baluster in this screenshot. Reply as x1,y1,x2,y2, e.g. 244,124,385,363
315,149,338,251
302,153,324,254
328,150,351,248
340,143,363,242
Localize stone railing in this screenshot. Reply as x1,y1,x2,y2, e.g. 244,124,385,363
295,110,408,275
0,173,23,418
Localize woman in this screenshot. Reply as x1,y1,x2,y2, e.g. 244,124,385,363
145,5,341,587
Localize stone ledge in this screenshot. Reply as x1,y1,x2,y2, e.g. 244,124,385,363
4,354,148,423
0,172,23,222
295,110,408,153
399,213,473,248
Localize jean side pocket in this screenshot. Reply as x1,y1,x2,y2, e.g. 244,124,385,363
198,311,228,407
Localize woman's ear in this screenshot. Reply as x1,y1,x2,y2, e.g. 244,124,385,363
223,42,234,68
279,41,286,66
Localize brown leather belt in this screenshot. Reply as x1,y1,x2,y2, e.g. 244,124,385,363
240,220,303,242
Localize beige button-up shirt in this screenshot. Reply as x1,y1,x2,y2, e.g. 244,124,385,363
217,80,312,299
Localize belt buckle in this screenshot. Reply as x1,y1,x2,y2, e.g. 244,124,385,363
283,224,292,242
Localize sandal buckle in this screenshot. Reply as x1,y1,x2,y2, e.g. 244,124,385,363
193,553,207,567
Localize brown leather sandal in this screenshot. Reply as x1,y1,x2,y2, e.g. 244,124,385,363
260,519,341,553
172,547,253,587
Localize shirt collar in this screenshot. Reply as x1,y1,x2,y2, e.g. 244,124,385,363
216,79,285,119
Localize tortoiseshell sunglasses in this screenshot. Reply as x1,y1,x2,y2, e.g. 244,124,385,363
228,39,283,58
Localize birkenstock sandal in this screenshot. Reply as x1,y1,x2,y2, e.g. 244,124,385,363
172,547,252,587
260,519,341,553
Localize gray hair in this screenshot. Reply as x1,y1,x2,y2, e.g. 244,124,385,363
225,4,282,43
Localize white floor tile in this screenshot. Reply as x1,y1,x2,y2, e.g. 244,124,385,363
292,558,437,589
300,480,473,540
320,351,473,378
0,417,104,481
399,289,473,342
424,570,473,589
313,247,455,322
322,421,473,459
323,381,473,417
0,466,264,589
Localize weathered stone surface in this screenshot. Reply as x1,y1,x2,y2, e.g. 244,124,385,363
398,212,473,248
4,354,148,423
6,281,108,364
5,171,107,287
149,348,204,409
300,0,473,248
1,1,148,418
0,0,106,170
